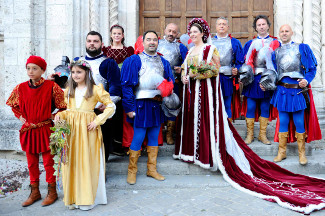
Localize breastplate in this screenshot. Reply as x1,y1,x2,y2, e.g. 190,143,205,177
212,37,233,76
253,37,274,73
136,53,165,99
80,55,108,88
276,43,303,80
157,39,182,76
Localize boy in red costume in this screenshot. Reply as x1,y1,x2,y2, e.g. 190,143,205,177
6,56,66,207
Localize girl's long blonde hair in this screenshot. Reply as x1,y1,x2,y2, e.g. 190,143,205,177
66,60,96,99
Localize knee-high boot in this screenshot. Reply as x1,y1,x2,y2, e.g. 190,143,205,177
244,118,255,144
296,132,308,165
273,132,288,162
258,117,271,145
127,150,141,185
166,120,175,145
146,146,165,181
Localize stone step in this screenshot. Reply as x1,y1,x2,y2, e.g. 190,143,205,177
106,174,325,190
106,174,228,190
157,141,313,157
107,150,325,176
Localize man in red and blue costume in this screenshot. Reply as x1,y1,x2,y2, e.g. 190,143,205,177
241,15,279,145
211,17,244,122
121,31,174,185
270,24,321,165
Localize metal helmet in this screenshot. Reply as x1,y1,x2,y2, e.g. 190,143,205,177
161,93,181,118
54,56,70,88
260,69,277,91
238,63,254,86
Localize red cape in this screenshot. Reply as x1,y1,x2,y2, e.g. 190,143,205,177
274,86,322,143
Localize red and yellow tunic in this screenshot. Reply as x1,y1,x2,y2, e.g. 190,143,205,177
6,78,66,153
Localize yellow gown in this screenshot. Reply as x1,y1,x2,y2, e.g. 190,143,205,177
58,84,115,206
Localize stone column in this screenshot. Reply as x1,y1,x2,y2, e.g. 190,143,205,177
321,0,325,87
110,0,119,28
310,0,322,87
118,0,139,47
273,0,295,38
99,0,110,47
293,0,303,43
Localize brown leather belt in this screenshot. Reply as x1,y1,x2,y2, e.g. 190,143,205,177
278,82,300,89
151,95,162,102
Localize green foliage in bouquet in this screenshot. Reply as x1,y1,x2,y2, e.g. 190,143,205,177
189,60,218,78
50,120,70,177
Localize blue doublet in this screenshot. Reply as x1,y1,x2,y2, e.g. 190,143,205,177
270,43,317,112
242,36,277,99
121,54,174,128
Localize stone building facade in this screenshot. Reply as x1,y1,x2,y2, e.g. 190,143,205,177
0,0,324,150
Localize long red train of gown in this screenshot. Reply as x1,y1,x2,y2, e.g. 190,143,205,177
215,81,325,214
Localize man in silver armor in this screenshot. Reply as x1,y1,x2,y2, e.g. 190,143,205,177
211,17,244,122
121,31,174,184
242,15,279,145
74,31,122,161
269,24,320,165
157,23,188,145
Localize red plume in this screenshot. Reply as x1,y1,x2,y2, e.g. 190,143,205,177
246,48,257,72
134,36,144,54
269,40,280,51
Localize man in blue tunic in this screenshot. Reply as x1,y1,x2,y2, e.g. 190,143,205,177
211,17,244,122
157,23,188,145
270,24,320,165
242,15,279,145
73,31,122,161
121,31,174,185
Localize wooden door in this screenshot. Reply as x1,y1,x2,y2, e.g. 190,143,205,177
139,0,273,45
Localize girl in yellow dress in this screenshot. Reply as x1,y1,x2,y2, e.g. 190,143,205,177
55,59,116,210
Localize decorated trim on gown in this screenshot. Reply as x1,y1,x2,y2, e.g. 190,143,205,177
176,69,325,213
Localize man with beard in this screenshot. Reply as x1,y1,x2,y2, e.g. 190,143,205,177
157,23,188,145
241,15,279,145
121,31,174,184
74,31,122,162
211,17,243,122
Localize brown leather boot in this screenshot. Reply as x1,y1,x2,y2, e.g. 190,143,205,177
41,183,58,206
146,146,165,181
274,132,288,162
244,118,255,145
166,120,176,145
296,132,308,165
22,182,41,207
127,149,141,185
258,117,271,145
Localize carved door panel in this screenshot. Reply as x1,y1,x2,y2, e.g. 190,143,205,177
139,0,273,45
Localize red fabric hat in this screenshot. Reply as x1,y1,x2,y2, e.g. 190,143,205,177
26,55,47,71
187,18,211,42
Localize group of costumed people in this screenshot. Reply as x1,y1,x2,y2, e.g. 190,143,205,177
5,14,325,214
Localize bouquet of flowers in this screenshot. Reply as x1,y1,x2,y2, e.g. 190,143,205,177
50,119,70,188
189,60,218,78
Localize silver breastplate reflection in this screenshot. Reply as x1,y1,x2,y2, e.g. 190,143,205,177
136,53,165,99
212,37,233,75
157,39,182,76
276,43,303,81
253,37,274,71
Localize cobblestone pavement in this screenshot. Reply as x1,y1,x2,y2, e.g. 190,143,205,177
1,174,324,216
